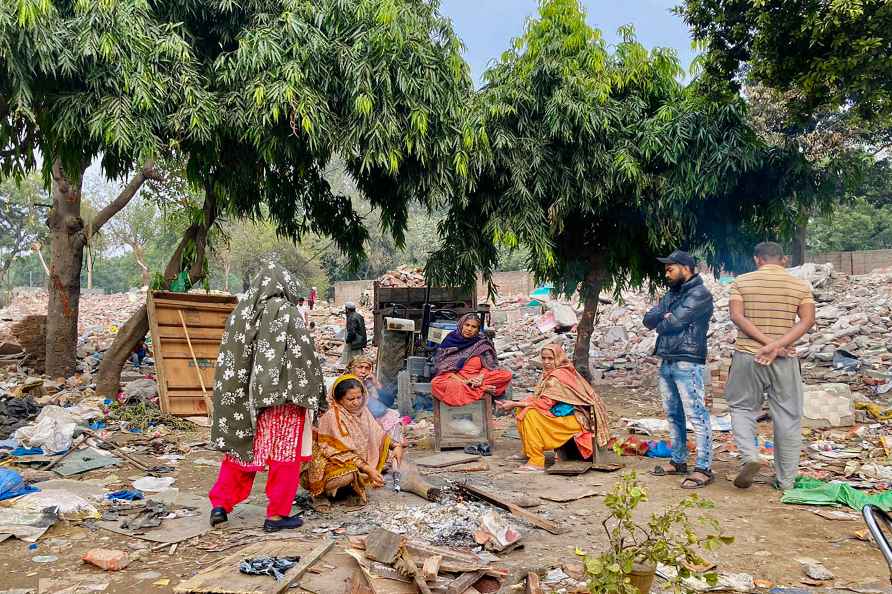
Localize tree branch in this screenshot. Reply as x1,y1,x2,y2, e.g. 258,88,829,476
90,160,163,234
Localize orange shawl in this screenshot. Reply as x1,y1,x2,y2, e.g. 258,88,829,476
316,374,389,470
519,344,610,447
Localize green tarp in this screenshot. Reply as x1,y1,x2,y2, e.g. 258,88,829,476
781,476,892,511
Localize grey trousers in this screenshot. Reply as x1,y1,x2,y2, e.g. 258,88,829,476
341,345,362,367
725,351,804,489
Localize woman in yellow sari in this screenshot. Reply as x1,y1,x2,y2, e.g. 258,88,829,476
497,343,610,473
306,375,403,509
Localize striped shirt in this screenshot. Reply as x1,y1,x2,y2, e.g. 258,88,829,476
729,265,814,354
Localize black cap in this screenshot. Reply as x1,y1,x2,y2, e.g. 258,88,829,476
657,250,696,268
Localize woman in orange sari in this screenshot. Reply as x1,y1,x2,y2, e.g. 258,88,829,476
497,343,610,473
431,314,512,406
305,376,403,509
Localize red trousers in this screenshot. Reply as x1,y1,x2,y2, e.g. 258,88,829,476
208,457,302,518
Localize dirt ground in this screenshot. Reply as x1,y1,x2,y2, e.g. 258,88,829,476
1,388,889,593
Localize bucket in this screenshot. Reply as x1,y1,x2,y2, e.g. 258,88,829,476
628,562,656,594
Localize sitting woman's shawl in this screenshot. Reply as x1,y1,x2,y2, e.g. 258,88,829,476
522,343,610,448
211,262,324,461
433,313,499,375
306,375,392,499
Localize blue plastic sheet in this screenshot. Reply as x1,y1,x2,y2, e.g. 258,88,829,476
105,489,144,501
8,447,43,457
645,440,672,458
0,468,39,502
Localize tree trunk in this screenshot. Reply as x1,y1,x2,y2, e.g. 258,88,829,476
573,257,605,382
45,159,86,378
790,217,808,267
96,191,218,397
132,243,151,287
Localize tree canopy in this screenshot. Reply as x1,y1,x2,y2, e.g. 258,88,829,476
678,0,892,126
426,0,832,375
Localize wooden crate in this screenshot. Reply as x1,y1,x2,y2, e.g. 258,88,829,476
433,395,494,451
147,291,237,416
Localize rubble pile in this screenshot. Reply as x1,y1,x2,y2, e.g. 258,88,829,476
490,264,892,397
0,289,147,363
376,265,427,288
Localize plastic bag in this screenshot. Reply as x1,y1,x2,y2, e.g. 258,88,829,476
239,556,299,581
14,406,78,452
133,476,176,492
781,476,892,511
13,490,99,519
0,468,39,502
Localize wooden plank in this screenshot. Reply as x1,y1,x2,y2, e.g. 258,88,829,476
422,556,442,582
414,452,480,468
277,539,335,593
365,529,404,565
525,572,543,594
154,307,232,328
458,483,566,535
173,540,315,593
545,460,591,476
445,571,484,594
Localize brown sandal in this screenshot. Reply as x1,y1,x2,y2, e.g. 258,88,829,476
681,468,715,489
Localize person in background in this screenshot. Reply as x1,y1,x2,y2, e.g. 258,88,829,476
431,313,512,406
308,286,318,310
498,343,609,473
130,339,148,370
207,262,323,532
341,303,367,367
306,376,403,510
643,250,715,489
296,297,310,327
726,242,815,491
347,355,404,443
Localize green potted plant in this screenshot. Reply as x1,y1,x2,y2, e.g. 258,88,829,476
582,470,733,594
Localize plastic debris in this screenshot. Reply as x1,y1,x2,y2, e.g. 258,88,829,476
132,476,175,492
0,468,39,502
798,558,834,581
781,476,892,511
105,489,144,502
238,556,300,581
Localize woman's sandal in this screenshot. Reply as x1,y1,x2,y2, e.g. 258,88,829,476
651,461,688,476
512,464,544,474
681,468,715,489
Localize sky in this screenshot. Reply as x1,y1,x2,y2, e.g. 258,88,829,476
439,0,698,85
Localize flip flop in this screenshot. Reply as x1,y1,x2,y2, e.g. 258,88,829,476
513,464,544,474
651,462,688,476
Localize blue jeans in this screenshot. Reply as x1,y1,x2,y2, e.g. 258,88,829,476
658,360,712,470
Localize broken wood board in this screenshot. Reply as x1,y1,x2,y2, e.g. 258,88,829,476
458,483,566,535
148,291,237,417
414,452,481,468
366,529,404,564
424,460,490,473
174,539,331,594
445,571,484,594
537,485,602,503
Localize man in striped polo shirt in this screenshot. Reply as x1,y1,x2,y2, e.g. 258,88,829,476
726,242,815,491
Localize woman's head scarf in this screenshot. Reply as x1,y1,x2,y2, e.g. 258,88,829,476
211,261,324,461
433,313,499,375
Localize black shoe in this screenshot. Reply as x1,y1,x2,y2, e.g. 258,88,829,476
209,507,228,527
263,515,304,533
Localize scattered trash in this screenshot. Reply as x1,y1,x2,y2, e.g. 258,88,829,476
132,477,175,492
0,506,58,542
13,490,99,519
83,548,131,571
474,511,522,552
239,556,300,582
32,555,58,563
781,476,892,511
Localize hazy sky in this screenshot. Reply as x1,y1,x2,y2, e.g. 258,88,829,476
439,0,698,85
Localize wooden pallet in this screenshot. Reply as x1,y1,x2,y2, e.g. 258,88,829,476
147,291,237,417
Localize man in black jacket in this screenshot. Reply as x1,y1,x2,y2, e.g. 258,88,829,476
341,302,367,367
643,250,715,488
